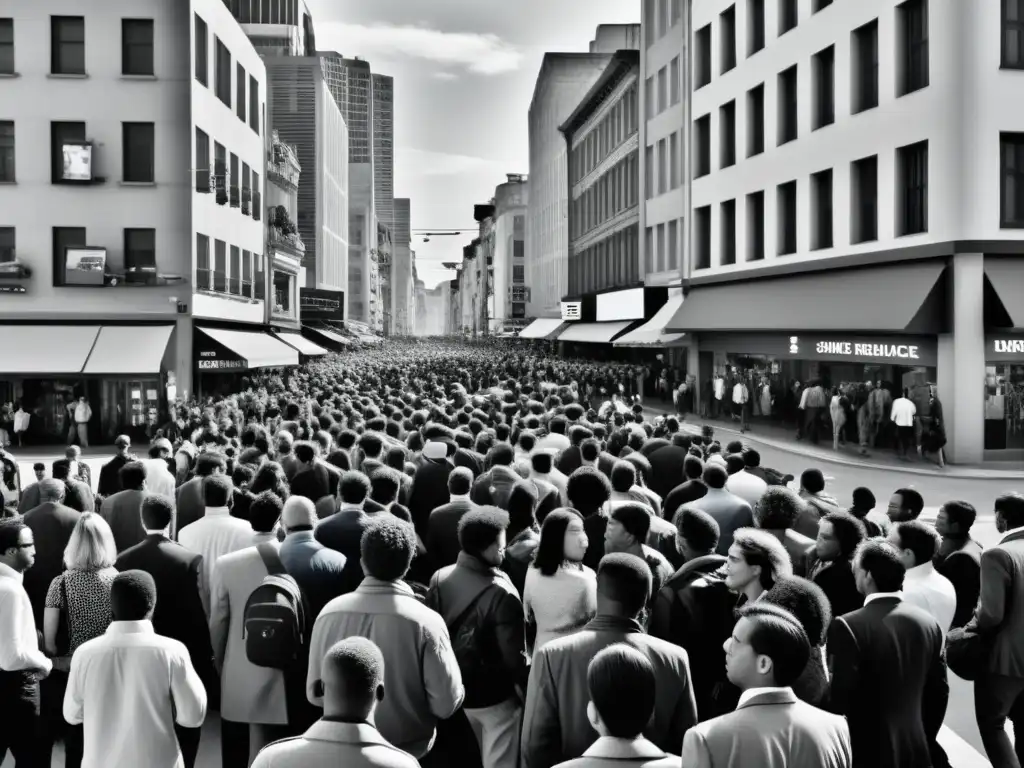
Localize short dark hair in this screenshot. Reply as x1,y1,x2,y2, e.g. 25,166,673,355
580,438,601,463
725,454,745,475
609,461,636,493
893,488,925,519
294,442,317,464
995,492,1024,530
518,432,536,452
892,520,940,567
753,487,803,531
683,455,703,480
119,461,148,491
140,495,174,531
726,440,744,454
941,500,977,534
250,491,284,533
360,517,417,581
610,503,652,543
458,506,509,556
324,637,384,708
110,570,158,621
447,467,474,496
855,540,906,592
369,467,402,504
533,508,584,576
195,452,227,477
742,448,761,468
587,644,656,738
0,517,28,554
566,466,612,512
851,486,876,511
702,464,727,489
821,511,866,559
508,482,539,532
531,452,553,474
202,474,233,508
358,433,384,457
487,443,515,467
737,603,811,687
800,469,826,495
339,471,371,505
232,463,256,487
32,462,45,472
676,506,720,553
596,553,652,617
762,576,832,646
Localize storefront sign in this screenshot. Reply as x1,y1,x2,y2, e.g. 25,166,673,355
988,335,1024,361
561,301,582,321
596,287,645,322
300,288,345,321
810,340,922,361
196,350,246,371
699,333,937,366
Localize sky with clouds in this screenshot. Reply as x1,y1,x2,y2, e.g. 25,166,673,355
304,0,640,289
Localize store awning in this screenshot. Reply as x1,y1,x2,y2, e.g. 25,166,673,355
558,320,636,344
273,331,328,357
986,259,1024,328
667,262,947,332
519,318,568,340
303,325,350,347
197,327,299,369
0,325,101,375
83,326,174,375
614,295,687,347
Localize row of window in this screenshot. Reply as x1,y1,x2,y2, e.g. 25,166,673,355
570,83,638,185
570,152,639,241
644,56,681,121
569,224,641,296
692,141,928,270
0,16,155,78
193,13,261,135
644,218,682,275
644,131,682,199
645,0,683,46
38,226,159,285
196,233,265,299
195,127,262,220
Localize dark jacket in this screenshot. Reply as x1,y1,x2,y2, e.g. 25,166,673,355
555,446,583,477
115,533,217,702
290,464,332,504
278,452,302,482
97,454,130,499
973,527,1024,677
470,465,520,509
428,553,527,709
100,489,149,554
17,482,42,515
648,554,731,722
231,489,255,522
935,538,982,630
63,478,94,514
827,596,945,768
663,480,708,525
427,498,479,572
174,475,206,539
580,510,608,573
279,530,349,620
408,458,454,539
315,505,375,595
646,445,689,501
809,557,865,619
502,527,540,598
22,501,81,627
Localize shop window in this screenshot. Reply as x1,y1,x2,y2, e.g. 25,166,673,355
853,20,879,113
51,16,85,75
214,37,231,107
747,190,765,261
812,168,833,250
236,62,246,123
194,14,208,86
779,0,798,35
813,45,835,130
274,270,292,313
720,100,736,169
720,199,737,266
695,25,711,89
778,65,798,146
747,84,764,157
694,206,711,269
1004,0,1024,69
695,114,710,178
898,0,929,96
124,228,156,281
121,19,153,76
0,19,13,75
748,0,765,55
213,238,226,291
0,121,13,182
196,233,211,290
897,140,928,235
1001,133,1024,228
777,180,797,255
720,5,736,74
852,155,879,242
122,122,154,183
50,121,86,184
52,226,86,286
985,365,1024,450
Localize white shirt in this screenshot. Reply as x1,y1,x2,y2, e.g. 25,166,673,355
726,469,769,509
732,382,748,404
737,685,794,708
713,377,725,400
0,562,52,674
903,562,957,634
178,507,254,616
141,459,176,502
64,620,207,768
864,591,903,605
890,398,917,427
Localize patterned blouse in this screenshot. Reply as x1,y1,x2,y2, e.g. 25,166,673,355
45,567,118,655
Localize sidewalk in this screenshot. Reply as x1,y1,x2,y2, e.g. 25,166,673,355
639,400,1024,481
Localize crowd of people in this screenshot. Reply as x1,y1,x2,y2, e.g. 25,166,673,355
0,338,1019,768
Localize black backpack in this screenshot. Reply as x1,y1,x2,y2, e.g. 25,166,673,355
243,544,307,670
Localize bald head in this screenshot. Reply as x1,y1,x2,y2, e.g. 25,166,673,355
282,496,317,532
38,478,66,503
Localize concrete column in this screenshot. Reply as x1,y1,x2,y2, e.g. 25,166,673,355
944,253,985,464
174,315,194,403
687,334,701,407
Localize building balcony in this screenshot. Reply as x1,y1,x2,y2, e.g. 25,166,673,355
269,226,305,257
267,161,299,192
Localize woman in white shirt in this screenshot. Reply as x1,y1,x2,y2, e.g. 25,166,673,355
522,508,597,660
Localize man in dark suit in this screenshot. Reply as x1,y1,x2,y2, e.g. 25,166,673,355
662,455,708,525
753,487,815,577
100,461,150,553
970,492,1024,767
114,494,215,768
174,452,227,539
695,464,752,556
407,440,454,540
646,433,691,501
426,467,478,571
827,539,945,768
97,435,133,499
22,479,81,626
290,442,332,504
554,425,591,478
52,459,94,514
808,511,867,619
279,496,348,619
521,553,698,768
315,471,376,594
933,500,982,630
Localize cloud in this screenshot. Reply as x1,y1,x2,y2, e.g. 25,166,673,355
432,71,458,81
401,147,502,177
316,22,523,75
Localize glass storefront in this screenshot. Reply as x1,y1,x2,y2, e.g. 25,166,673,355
984,363,1024,451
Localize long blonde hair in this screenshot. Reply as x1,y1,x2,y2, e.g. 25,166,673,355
63,512,117,571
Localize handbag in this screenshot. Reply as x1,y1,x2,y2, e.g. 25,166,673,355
946,624,991,681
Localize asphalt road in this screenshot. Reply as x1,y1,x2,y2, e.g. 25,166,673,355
5,448,1015,767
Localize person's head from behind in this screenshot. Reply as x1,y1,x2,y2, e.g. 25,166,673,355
113,435,131,458
596,553,652,620
724,603,810,692
580,438,601,464
725,454,745,477
118,460,148,492
141,495,175,534
609,461,636,494
852,539,906,596
508,481,539,534
936,500,978,539
370,467,402,506
320,637,386,721
753,487,804,532
888,520,940,570
725,528,792,594
294,442,318,469
800,469,826,496
202,474,233,509
887,487,924,523
447,467,473,498
0,518,35,573
994,492,1024,535
533,508,588,575
701,464,728,490
37,478,66,504
605,503,651,555
586,644,657,740
360,517,417,582
339,471,371,507
682,455,703,482
249,490,284,534
65,512,116,572
742,448,761,470
674,506,720,562
110,570,157,622
281,495,316,535
762,576,832,647
566,466,612,515
815,511,866,563
850,486,876,514
195,452,227,478
459,506,509,567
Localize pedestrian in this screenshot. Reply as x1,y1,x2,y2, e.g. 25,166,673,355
891,388,918,460
933,500,982,630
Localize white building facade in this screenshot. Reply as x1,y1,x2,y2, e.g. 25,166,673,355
666,0,1024,464
490,175,529,333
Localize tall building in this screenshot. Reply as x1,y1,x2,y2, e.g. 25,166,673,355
525,26,639,320
265,130,303,329
490,175,529,333
664,0,1024,465
392,198,412,334
263,56,349,294
0,0,331,445
225,0,316,57
373,73,395,234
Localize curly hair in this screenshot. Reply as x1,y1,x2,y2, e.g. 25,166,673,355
732,527,793,591
753,486,805,531
360,517,417,581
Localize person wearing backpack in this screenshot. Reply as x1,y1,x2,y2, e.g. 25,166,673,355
428,506,527,768
210,491,305,768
